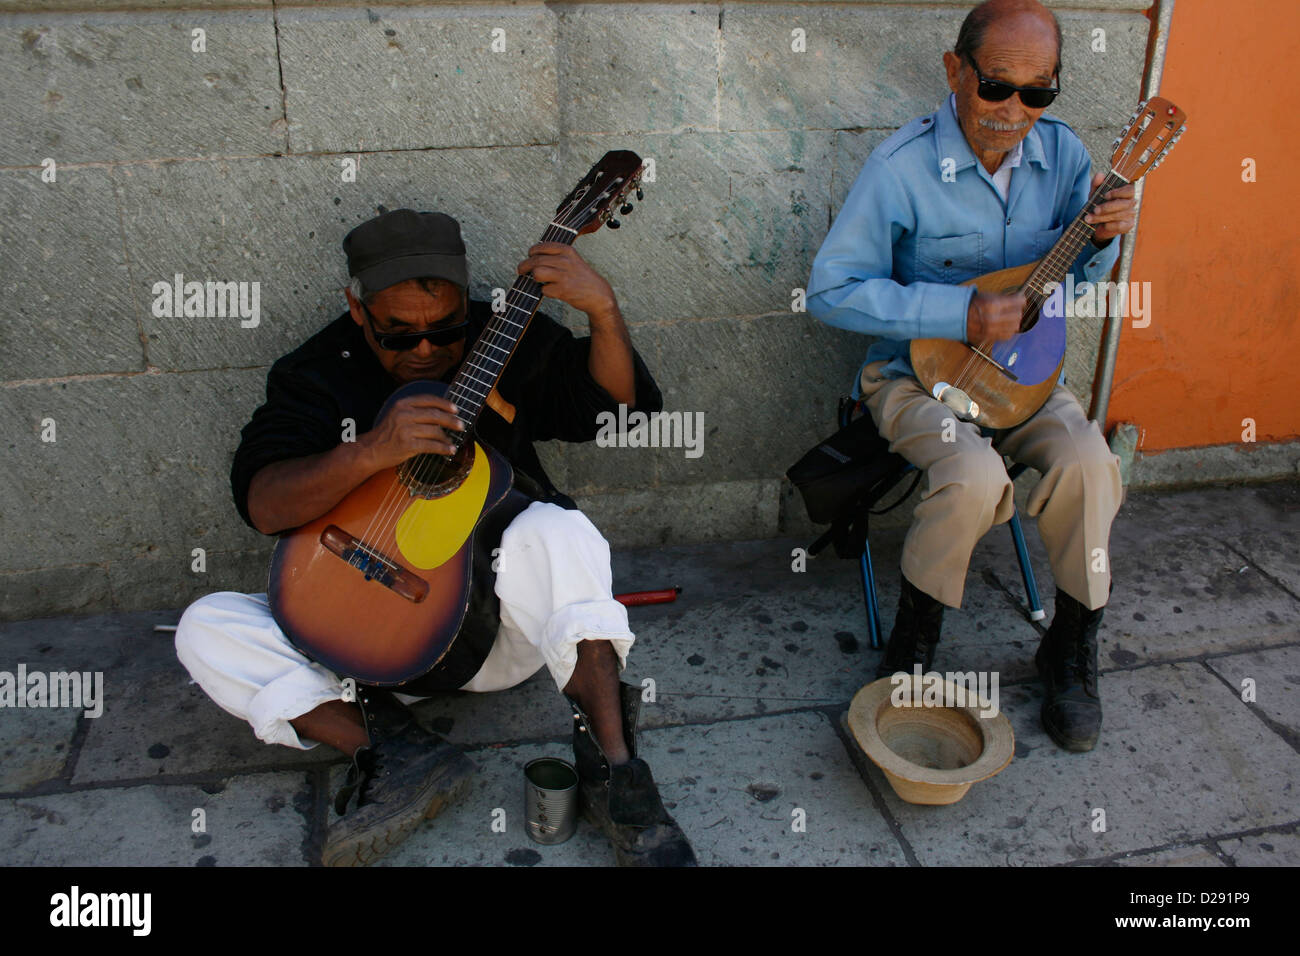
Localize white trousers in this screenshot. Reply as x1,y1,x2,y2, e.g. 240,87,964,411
175,502,635,750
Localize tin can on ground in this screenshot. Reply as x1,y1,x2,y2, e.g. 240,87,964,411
524,757,579,845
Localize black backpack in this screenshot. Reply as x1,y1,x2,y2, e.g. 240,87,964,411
785,398,920,558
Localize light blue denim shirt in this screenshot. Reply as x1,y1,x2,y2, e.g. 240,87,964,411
808,94,1121,396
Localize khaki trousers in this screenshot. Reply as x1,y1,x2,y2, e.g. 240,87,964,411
858,361,1123,611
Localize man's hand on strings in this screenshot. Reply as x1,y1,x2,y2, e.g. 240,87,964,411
966,290,1027,344
361,393,465,467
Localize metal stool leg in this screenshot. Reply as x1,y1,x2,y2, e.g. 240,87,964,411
1003,461,1045,621
1008,510,1046,621
860,542,883,650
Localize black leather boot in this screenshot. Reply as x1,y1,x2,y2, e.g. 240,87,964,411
567,682,697,867
875,574,946,679
1035,588,1104,752
322,686,476,867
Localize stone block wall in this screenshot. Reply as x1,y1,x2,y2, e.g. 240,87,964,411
0,0,1153,617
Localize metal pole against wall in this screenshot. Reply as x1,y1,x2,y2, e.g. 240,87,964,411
1091,0,1176,427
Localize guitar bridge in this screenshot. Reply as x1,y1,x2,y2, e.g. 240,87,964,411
969,345,1019,381
320,525,429,603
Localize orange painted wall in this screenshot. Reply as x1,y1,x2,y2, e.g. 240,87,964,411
1106,0,1300,450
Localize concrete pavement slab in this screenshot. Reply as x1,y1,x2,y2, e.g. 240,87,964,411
1218,829,1300,867
377,708,906,866
842,662,1300,866
0,770,311,866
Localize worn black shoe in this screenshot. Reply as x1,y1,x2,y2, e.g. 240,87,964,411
568,682,698,867
322,687,475,867
1035,588,1104,752
875,574,946,680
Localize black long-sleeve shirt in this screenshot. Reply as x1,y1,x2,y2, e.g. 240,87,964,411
230,299,662,690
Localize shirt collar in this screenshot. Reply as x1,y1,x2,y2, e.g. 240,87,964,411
936,92,1049,173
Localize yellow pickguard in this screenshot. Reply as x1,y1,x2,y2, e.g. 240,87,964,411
394,442,491,569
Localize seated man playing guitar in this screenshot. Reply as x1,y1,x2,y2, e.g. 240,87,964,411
176,206,695,866
808,0,1136,752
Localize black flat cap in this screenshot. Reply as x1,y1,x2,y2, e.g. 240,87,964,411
343,209,468,293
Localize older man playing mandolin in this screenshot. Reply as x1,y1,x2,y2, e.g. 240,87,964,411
808,0,1137,752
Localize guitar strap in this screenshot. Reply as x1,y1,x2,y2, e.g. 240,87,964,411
486,386,516,424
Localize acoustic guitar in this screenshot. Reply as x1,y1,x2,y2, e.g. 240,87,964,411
910,97,1187,429
268,151,646,686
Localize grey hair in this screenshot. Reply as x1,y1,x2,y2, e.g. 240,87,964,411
347,275,373,305
347,274,463,306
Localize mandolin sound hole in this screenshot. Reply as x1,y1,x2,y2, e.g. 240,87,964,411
397,441,474,499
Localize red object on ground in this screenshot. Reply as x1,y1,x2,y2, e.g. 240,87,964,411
614,587,681,607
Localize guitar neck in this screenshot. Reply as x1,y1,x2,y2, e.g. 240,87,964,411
1021,168,1128,306
445,225,577,443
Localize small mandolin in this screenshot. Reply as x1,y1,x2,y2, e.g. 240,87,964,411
910,97,1187,429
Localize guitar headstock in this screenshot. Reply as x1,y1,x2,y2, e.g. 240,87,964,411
1109,96,1187,182
553,150,646,236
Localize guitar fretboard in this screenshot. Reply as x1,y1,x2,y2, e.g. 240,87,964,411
443,222,577,447
1020,169,1128,312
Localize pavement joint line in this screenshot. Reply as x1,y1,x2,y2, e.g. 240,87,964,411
1197,659,1300,757
980,566,1050,637
305,766,328,868
58,712,95,786
1205,836,1236,867
1221,541,1300,606
11,639,1300,798
1063,819,1300,867
0,762,338,800
825,704,922,867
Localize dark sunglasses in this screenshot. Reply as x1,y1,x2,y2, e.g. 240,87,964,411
965,52,1059,109
360,299,468,351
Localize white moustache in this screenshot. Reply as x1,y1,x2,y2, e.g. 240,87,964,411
979,117,1030,132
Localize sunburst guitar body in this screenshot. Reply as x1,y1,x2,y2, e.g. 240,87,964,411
267,150,648,686
269,380,513,685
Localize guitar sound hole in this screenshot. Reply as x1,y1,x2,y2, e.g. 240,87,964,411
397,442,474,499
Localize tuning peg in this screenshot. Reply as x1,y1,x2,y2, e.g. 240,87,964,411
607,218,621,229
620,202,633,215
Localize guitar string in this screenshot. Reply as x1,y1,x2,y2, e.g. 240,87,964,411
951,187,1100,393
352,228,565,566
350,185,619,571
947,173,1109,405
948,171,1125,406
351,224,568,572
396,187,619,546
941,105,1169,408
393,182,619,531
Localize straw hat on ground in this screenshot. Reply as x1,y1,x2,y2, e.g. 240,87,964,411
846,672,1015,805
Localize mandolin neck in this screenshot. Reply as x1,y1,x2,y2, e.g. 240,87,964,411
1021,169,1128,308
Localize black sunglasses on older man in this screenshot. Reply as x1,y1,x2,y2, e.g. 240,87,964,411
965,52,1059,109
359,299,469,351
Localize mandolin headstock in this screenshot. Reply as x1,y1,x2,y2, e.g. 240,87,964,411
553,150,646,236
1109,96,1187,182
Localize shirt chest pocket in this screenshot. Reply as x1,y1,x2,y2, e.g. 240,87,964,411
914,232,984,283
1030,225,1065,261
